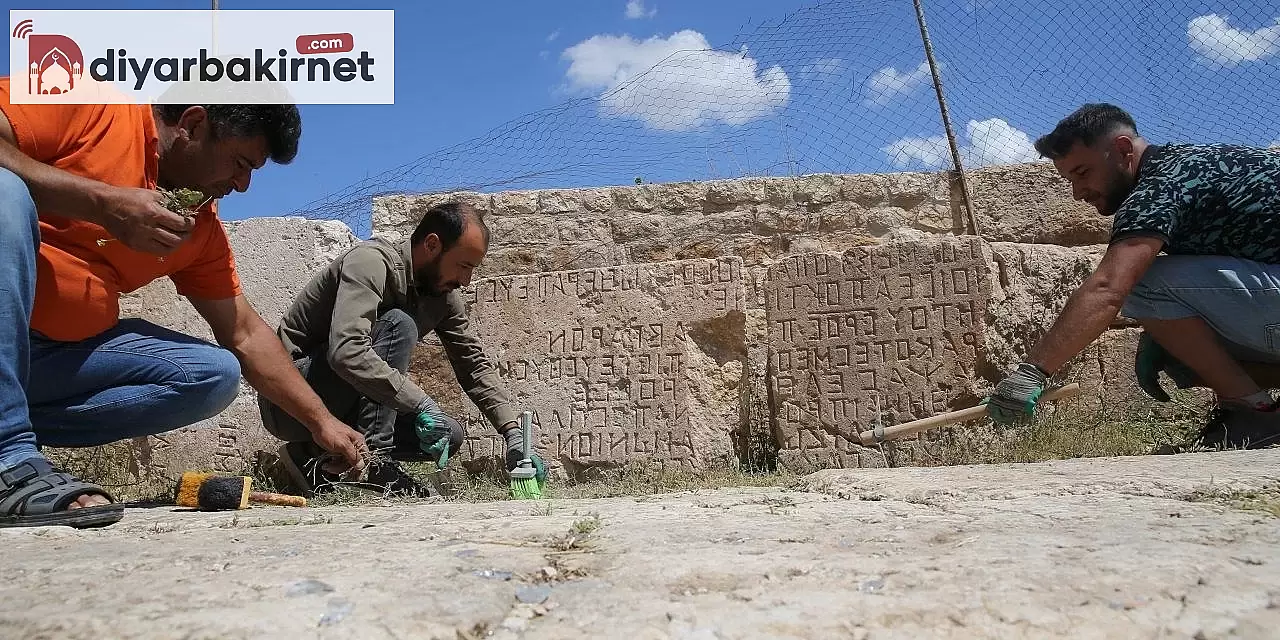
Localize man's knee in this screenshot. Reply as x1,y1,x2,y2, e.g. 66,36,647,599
371,309,418,371
0,168,38,249
1123,256,1186,319
185,346,242,421
377,308,416,334
258,392,314,443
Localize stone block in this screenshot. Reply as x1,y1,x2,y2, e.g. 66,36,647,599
493,191,539,215
967,162,1109,245
792,174,841,205
656,182,705,211
983,242,1106,376
451,257,749,474
765,237,993,469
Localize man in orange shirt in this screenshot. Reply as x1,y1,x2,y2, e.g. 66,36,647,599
0,78,369,528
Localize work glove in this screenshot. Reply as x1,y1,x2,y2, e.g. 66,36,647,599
503,425,547,483
414,396,453,469
1135,331,1199,402
986,362,1049,425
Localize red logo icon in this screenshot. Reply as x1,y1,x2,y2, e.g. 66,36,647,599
13,19,85,95
296,33,354,55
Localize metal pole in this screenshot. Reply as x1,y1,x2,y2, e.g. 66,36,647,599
912,0,980,237
211,0,219,57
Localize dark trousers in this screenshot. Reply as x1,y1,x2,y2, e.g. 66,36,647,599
259,309,463,457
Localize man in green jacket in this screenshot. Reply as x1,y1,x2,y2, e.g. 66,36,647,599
260,201,545,495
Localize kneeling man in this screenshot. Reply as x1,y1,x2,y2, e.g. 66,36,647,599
261,202,546,494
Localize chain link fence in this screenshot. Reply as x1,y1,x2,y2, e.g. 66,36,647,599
293,0,1280,237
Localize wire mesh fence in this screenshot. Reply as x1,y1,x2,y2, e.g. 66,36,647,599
292,0,1280,237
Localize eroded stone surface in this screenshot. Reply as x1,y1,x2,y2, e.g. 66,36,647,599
449,258,748,473
4,450,1279,639
765,238,993,470
371,164,1089,282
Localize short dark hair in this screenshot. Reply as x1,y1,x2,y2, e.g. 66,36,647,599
155,104,302,164
410,201,490,250
1033,103,1139,159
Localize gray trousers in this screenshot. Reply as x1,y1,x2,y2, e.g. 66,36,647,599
259,309,464,458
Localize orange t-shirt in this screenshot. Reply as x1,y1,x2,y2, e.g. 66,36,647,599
0,78,242,342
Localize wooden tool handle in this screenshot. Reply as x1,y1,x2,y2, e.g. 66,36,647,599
856,383,1082,446
249,491,308,508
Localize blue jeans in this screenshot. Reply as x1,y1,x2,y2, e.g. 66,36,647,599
0,168,39,470
1122,254,1280,364
0,168,241,470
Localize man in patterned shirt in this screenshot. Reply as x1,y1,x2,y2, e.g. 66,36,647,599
986,103,1280,449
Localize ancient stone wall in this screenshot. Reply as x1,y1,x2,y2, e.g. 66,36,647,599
49,162,1147,491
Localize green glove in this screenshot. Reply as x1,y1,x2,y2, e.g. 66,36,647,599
414,398,452,469
1135,331,1199,402
986,362,1049,425
503,426,547,483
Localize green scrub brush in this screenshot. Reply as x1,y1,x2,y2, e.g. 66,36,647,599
509,410,542,499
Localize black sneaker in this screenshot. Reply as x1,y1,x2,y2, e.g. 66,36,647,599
1197,406,1280,450
362,457,437,498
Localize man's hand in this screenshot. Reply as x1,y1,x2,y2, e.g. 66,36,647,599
503,426,547,482
415,411,453,469
987,362,1049,425
1135,331,1199,402
311,417,368,474
98,186,196,255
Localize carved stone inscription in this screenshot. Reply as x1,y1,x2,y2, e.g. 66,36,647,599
458,257,746,468
765,238,991,466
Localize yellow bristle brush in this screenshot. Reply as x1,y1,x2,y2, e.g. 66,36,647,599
175,471,308,511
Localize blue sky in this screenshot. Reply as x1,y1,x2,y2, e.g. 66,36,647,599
7,0,1279,236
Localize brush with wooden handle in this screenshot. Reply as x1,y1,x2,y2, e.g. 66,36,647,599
857,383,1082,446
175,471,308,511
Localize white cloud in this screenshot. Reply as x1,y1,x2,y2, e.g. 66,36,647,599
863,61,933,107
625,0,657,19
546,30,561,43
561,30,790,131
1187,14,1280,66
883,118,1043,169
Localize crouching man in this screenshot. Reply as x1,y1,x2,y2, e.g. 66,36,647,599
987,103,1280,449
261,201,547,495
0,79,368,529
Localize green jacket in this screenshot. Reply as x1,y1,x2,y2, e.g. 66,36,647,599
275,236,519,431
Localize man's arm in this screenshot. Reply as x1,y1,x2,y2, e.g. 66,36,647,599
1026,236,1165,374
0,109,193,254
188,294,367,470
435,291,521,433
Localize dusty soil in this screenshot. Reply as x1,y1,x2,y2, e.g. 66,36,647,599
4,450,1280,639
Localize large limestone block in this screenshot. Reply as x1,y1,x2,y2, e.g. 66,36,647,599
439,257,749,475
967,162,1110,245
765,237,994,470
982,242,1107,378
48,218,360,489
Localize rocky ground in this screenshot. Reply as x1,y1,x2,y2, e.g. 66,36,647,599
4,450,1280,639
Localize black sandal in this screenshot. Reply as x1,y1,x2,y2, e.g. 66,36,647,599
0,458,124,528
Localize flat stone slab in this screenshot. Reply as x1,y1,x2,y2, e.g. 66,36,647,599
764,237,993,469
454,257,748,473
4,450,1280,639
